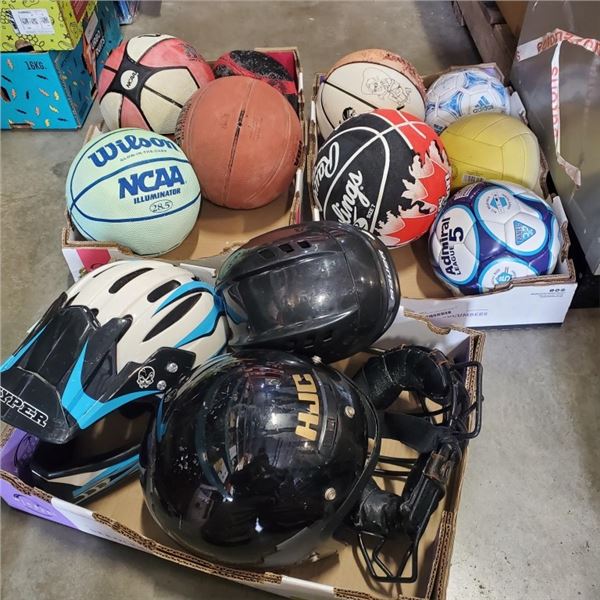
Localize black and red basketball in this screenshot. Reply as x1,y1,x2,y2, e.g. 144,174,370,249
312,109,451,247
213,50,297,109
98,34,214,134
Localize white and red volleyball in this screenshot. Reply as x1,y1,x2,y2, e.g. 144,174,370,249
98,34,214,134
312,109,451,247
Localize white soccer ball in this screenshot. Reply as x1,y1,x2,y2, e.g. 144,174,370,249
425,68,510,134
429,181,561,295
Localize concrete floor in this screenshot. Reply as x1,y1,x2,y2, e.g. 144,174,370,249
1,2,599,599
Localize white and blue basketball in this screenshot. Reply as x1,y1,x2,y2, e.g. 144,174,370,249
429,181,561,295
66,128,201,255
425,68,510,134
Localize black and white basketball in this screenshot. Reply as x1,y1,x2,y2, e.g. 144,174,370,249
312,109,451,247
98,34,214,134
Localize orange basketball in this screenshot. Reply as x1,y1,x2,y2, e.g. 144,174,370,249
175,76,302,209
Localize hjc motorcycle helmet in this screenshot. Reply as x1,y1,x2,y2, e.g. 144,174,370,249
1,260,228,503
140,349,381,567
215,222,400,363
140,345,482,580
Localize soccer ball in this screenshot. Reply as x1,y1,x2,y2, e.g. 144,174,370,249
429,181,561,295
425,68,510,134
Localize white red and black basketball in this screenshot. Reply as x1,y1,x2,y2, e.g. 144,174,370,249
98,34,214,134
316,49,426,139
213,50,298,110
312,109,451,247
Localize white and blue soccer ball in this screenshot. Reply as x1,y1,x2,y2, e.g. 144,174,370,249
429,181,561,296
425,68,510,134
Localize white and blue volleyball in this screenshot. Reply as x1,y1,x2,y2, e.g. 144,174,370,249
66,128,200,255
425,68,510,134
429,181,561,295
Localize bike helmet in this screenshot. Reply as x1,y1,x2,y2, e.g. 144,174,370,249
1,260,228,445
215,222,400,363
140,349,381,568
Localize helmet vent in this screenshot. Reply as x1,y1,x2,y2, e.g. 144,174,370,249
109,268,153,294
303,334,315,349
279,243,294,253
322,330,333,343
147,280,181,303
92,263,118,277
143,294,202,341
259,249,275,260
298,240,311,249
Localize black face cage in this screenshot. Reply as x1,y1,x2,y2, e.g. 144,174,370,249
349,346,484,583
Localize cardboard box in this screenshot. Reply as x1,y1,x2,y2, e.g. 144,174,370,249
1,1,121,130
306,66,577,328
0,1,97,52
61,47,307,279
0,308,485,600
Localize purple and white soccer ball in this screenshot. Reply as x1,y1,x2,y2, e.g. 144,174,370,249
429,181,561,296
425,68,510,134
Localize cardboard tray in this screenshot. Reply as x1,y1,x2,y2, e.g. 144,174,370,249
0,308,485,600
306,64,577,328
62,47,307,279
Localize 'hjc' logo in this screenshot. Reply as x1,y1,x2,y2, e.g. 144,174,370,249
293,373,320,441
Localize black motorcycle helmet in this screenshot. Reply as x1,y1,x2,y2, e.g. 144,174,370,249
140,350,381,568
215,222,400,363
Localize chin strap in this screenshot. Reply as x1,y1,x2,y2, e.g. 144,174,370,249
349,345,483,583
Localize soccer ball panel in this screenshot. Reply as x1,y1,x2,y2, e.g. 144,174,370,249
503,211,548,256
430,204,479,286
473,186,521,224
477,257,538,292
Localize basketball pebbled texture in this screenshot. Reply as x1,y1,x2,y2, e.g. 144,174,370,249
176,77,303,210
66,128,201,256
213,50,298,110
313,109,450,247
440,112,541,190
316,48,426,139
98,34,214,134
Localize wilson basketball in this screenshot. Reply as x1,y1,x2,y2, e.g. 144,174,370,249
66,128,201,256
98,34,214,134
312,109,450,247
213,50,298,109
316,49,426,139
176,77,302,209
